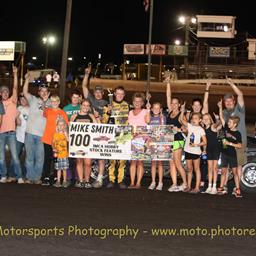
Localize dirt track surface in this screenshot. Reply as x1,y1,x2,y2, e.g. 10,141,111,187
1,180,256,256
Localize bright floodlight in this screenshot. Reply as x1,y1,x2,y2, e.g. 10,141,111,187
191,17,197,24
174,39,181,45
68,57,73,61
179,16,186,24
48,36,56,44
32,56,37,60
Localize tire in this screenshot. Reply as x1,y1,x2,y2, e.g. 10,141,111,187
240,162,256,193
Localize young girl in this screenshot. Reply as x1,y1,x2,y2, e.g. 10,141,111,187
147,102,165,191
165,79,188,192
128,93,149,189
180,103,207,193
53,119,69,188
202,113,222,194
217,100,242,198
70,99,98,188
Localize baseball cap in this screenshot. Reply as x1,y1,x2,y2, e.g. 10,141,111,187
38,83,49,91
94,85,103,91
224,93,234,100
0,86,10,93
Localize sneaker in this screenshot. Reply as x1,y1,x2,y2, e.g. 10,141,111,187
62,181,69,188
205,187,212,194
232,187,236,195
53,181,61,188
92,180,103,189
156,183,163,191
6,177,17,183
223,185,228,194
75,181,84,188
0,177,7,183
17,178,25,184
118,182,127,189
217,187,227,195
42,178,50,186
84,182,92,189
148,182,156,190
168,185,180,192
34,180,42,185
235,188,242,198
178,184,187,192
106,181,115,188
210,187,217,195
25,179,33,184
199,186,206,193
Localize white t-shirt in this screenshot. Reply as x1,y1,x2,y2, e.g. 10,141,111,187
184,123,205,155
16,106,30,143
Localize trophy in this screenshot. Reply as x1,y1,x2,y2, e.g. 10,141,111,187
107,88,113,107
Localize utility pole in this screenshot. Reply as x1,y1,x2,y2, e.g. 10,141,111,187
60,0,72,103
146,0,154,97
184,19,189,78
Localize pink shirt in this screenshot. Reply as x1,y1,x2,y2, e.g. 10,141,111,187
0,98,17,133
128,109,148,126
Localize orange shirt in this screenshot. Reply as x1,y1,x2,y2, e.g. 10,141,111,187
0,97,17,133
53,132,68,158
42,108,68,145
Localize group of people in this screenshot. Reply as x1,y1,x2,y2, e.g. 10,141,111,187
0,65,247,198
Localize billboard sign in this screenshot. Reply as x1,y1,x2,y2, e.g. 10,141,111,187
0,41,15,61
209,47,230,57
123,44,144,55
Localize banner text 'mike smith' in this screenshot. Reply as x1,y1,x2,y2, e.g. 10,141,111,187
70,123,114,134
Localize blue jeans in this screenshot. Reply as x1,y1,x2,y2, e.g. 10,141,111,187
25,133,44,181
0,131,22,179
10,141,26,178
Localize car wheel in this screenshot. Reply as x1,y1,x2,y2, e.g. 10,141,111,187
240,162,256,193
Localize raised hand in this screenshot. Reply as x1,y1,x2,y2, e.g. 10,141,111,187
213,112,220,120
180,101,186,112
226,77,233,85
217,99,222,109
206,80,211,90
12,64,18,74
85,65,91,75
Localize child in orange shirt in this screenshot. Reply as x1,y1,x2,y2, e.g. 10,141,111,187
41,94,68,185
53,119,69,188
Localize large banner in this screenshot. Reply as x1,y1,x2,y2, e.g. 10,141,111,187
131,125,175,160
69,123,175,160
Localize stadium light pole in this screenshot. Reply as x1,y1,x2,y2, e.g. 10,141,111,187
42,36,56,68
178,15,196,78
60,0,72,103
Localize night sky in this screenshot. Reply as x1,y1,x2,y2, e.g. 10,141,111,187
1,0,255,69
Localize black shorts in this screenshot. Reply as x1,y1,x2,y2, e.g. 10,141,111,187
221,153,238,169
207,146,221,160
185,152,200,160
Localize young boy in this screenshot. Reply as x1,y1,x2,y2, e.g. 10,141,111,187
218,99,242,198
41,94,69,185
53,119,69,188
